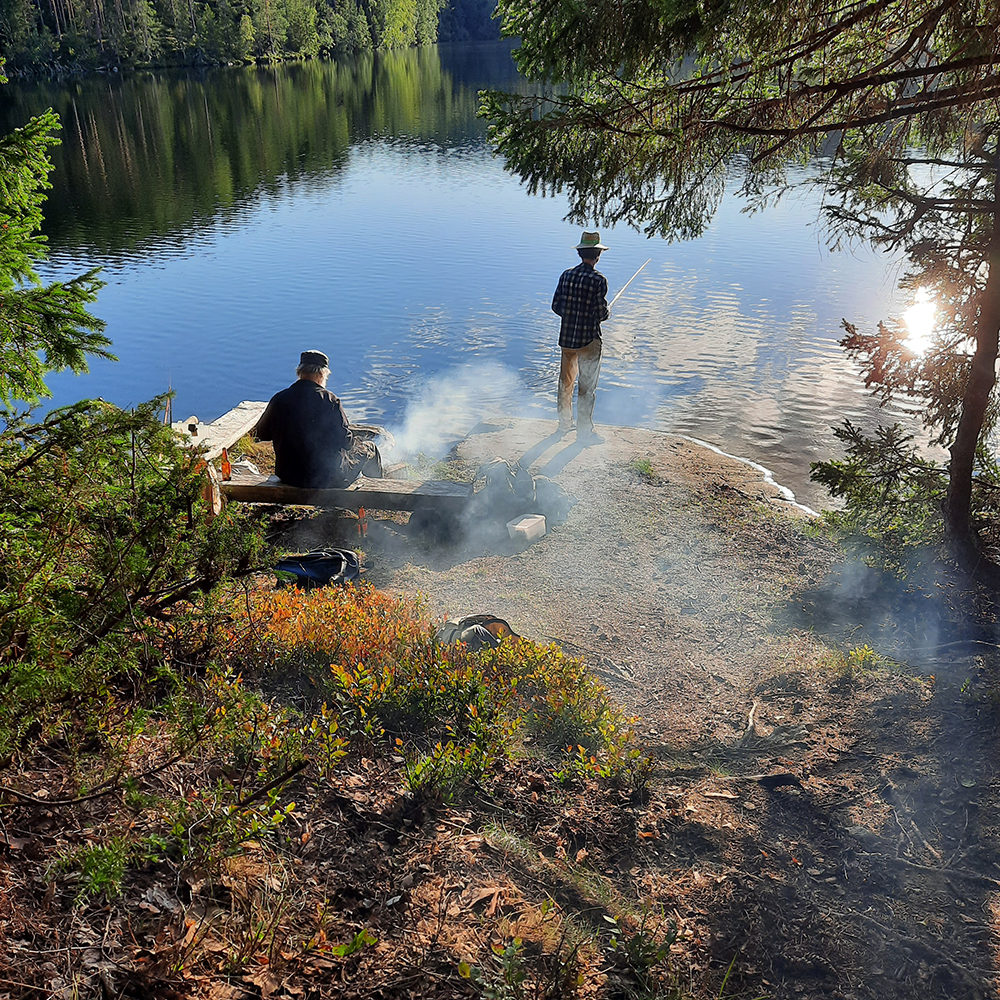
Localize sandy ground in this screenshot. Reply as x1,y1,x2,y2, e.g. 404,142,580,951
363,417,830,740
341,417,1000,1000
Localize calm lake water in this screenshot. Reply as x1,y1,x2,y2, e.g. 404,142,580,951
2,43,923,509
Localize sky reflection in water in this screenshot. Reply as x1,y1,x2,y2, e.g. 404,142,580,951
1,44,929,509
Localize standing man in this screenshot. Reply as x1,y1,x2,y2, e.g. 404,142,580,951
551,231,610,442
254,350,383,488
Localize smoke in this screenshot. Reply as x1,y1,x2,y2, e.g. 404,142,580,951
385,361,533,461
778,554,1000,678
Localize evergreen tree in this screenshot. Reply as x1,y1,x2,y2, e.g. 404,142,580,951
0,0,455,67
237,10,254,57
0,65,267,744
285,0,319,55
0,59,109,406
483,0,1000,578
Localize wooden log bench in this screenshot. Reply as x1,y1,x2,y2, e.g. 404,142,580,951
221,471,471,514
171,400,266,460
171,400,466,514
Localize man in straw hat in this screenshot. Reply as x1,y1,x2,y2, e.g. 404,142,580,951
551,231,610,442
255,350,383,489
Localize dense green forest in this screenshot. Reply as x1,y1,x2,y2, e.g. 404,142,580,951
436,0,495,43
0,0,497,72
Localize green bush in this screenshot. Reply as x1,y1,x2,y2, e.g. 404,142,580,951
0,398,266,758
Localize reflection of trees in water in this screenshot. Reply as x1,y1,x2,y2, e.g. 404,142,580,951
0,46,521,251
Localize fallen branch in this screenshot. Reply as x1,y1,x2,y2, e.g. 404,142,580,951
726,772,804,790
855,850,1000,886
186,760,309,837
236,760,309,809
739,702,760,746
910,817,942,860
0,751,190,807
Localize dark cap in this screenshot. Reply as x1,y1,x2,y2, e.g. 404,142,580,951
299,350,329,368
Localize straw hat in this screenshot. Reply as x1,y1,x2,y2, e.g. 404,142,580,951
575,231,609,250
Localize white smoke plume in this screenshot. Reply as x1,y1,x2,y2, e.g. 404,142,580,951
385,361,531,461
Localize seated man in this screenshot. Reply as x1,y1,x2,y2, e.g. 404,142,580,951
254,350,383,489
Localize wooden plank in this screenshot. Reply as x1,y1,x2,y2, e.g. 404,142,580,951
221,472,471,512
172,400,267,460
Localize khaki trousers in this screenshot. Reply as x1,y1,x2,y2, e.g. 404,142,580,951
558,337,602,432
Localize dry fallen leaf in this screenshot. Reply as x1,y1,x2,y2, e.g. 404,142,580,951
246,968,282,998
469,886,503,905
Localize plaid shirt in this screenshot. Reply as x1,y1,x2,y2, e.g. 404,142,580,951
551,261,610,349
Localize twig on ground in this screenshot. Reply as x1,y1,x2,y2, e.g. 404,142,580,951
236,760,309,809
0,978,48,994
910,818,942,860
0,751,191,807
725,772,804,790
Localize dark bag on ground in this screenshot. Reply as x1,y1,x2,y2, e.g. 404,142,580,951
274,548,361,589
435,614,520,651
469,458,535,521
466,459,572,526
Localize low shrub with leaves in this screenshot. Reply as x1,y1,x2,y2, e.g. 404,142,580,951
605,909,678,986
460,898,589,1000
222,584,645,795
0,397,267,760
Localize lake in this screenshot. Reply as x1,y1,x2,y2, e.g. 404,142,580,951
1,43,924,509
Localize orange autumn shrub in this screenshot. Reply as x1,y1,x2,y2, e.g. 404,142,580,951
224,582,431,669
220,583,645,790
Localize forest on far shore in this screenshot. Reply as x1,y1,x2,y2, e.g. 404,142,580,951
0,0,498,73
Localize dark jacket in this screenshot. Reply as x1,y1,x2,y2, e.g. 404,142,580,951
255,379,355,488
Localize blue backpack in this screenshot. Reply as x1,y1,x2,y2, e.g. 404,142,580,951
273,548,361,589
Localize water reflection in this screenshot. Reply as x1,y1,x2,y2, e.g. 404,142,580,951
1,44,929,509
0,44,525,253
903,287,936,355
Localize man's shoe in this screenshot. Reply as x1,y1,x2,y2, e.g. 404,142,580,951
556,424,574,437
578,428,604,445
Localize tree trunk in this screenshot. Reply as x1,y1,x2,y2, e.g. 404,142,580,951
945,143,1000,580
48,0,63,38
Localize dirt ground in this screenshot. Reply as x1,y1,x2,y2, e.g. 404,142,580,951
6,420,1000,1000
323,417,1000,999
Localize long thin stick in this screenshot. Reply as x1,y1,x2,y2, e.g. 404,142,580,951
609,258,651,308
